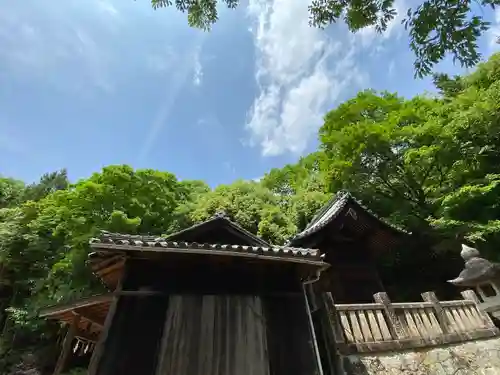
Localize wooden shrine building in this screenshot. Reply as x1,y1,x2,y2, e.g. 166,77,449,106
40,192,411,375
288,191,409,303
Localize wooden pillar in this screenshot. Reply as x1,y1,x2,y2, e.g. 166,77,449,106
421,291,449,333
53,314,80,375
373,292,407,339
321,292,346,375
323,292,344,344
88,271,124,375
461,289,497,329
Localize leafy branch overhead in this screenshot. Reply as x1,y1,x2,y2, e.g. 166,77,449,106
150,0,499,77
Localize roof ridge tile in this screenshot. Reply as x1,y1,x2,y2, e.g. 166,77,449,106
90,233,322,261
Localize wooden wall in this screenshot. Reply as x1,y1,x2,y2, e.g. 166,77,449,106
95,294,169,375
93,259,322,375
318,234,385,303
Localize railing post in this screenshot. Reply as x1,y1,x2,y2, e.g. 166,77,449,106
321,292,347,375
421,291,449,333
324,292,345,344
373,292,407,339
461,289,496,329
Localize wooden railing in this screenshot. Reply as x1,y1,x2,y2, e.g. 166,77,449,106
330,290,499,353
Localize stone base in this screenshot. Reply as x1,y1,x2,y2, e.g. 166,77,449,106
341,337,500,375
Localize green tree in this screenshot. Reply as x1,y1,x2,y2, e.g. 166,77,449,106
261,152,331,232
0,169,70,209
319,53,500,254
432,73,465,99
429,54,500,256
0,178,25,209
22,170,69,202
319,90,440,231
262,152,327,197
149,0,499,77
180,179,297,244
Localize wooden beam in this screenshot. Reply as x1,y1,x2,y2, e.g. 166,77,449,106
115,290,164,297
53,314,80,375
73,309,105,329
84,320,92,332
87,262,125,375
96,259,125,277
92,255,125,273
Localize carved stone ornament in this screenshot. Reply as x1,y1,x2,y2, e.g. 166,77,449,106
212,210,228,219
461,244,480,261
448,244,500,287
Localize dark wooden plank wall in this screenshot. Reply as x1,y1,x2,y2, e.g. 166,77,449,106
93,260,322,375
155,295,270,375
121,258,304,295
321,240,385,303
263,294,320,375
95,295,168,375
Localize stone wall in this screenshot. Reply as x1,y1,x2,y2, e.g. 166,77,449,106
341,337,500,375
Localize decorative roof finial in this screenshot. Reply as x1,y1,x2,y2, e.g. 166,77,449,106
461,244,480,261
213,210,228,219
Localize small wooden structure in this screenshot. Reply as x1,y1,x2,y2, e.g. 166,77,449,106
42,211,329,375
40,294,112,374
288,191,410,303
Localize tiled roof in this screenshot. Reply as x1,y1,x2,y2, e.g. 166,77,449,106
289,190,410,244
90,232,325,265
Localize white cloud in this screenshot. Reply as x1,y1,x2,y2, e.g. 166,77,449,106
489,8,500,51
245,0,374,157
96,0,119,17
138,38,207,163
388,60,396,77
193,46,204,86
0,1,118,93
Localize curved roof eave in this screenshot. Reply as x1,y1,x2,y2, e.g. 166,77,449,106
288,190,411,245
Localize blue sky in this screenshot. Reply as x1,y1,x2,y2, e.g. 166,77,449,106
0,0,499,187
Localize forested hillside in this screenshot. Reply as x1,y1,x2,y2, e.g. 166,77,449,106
1,53,499,374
